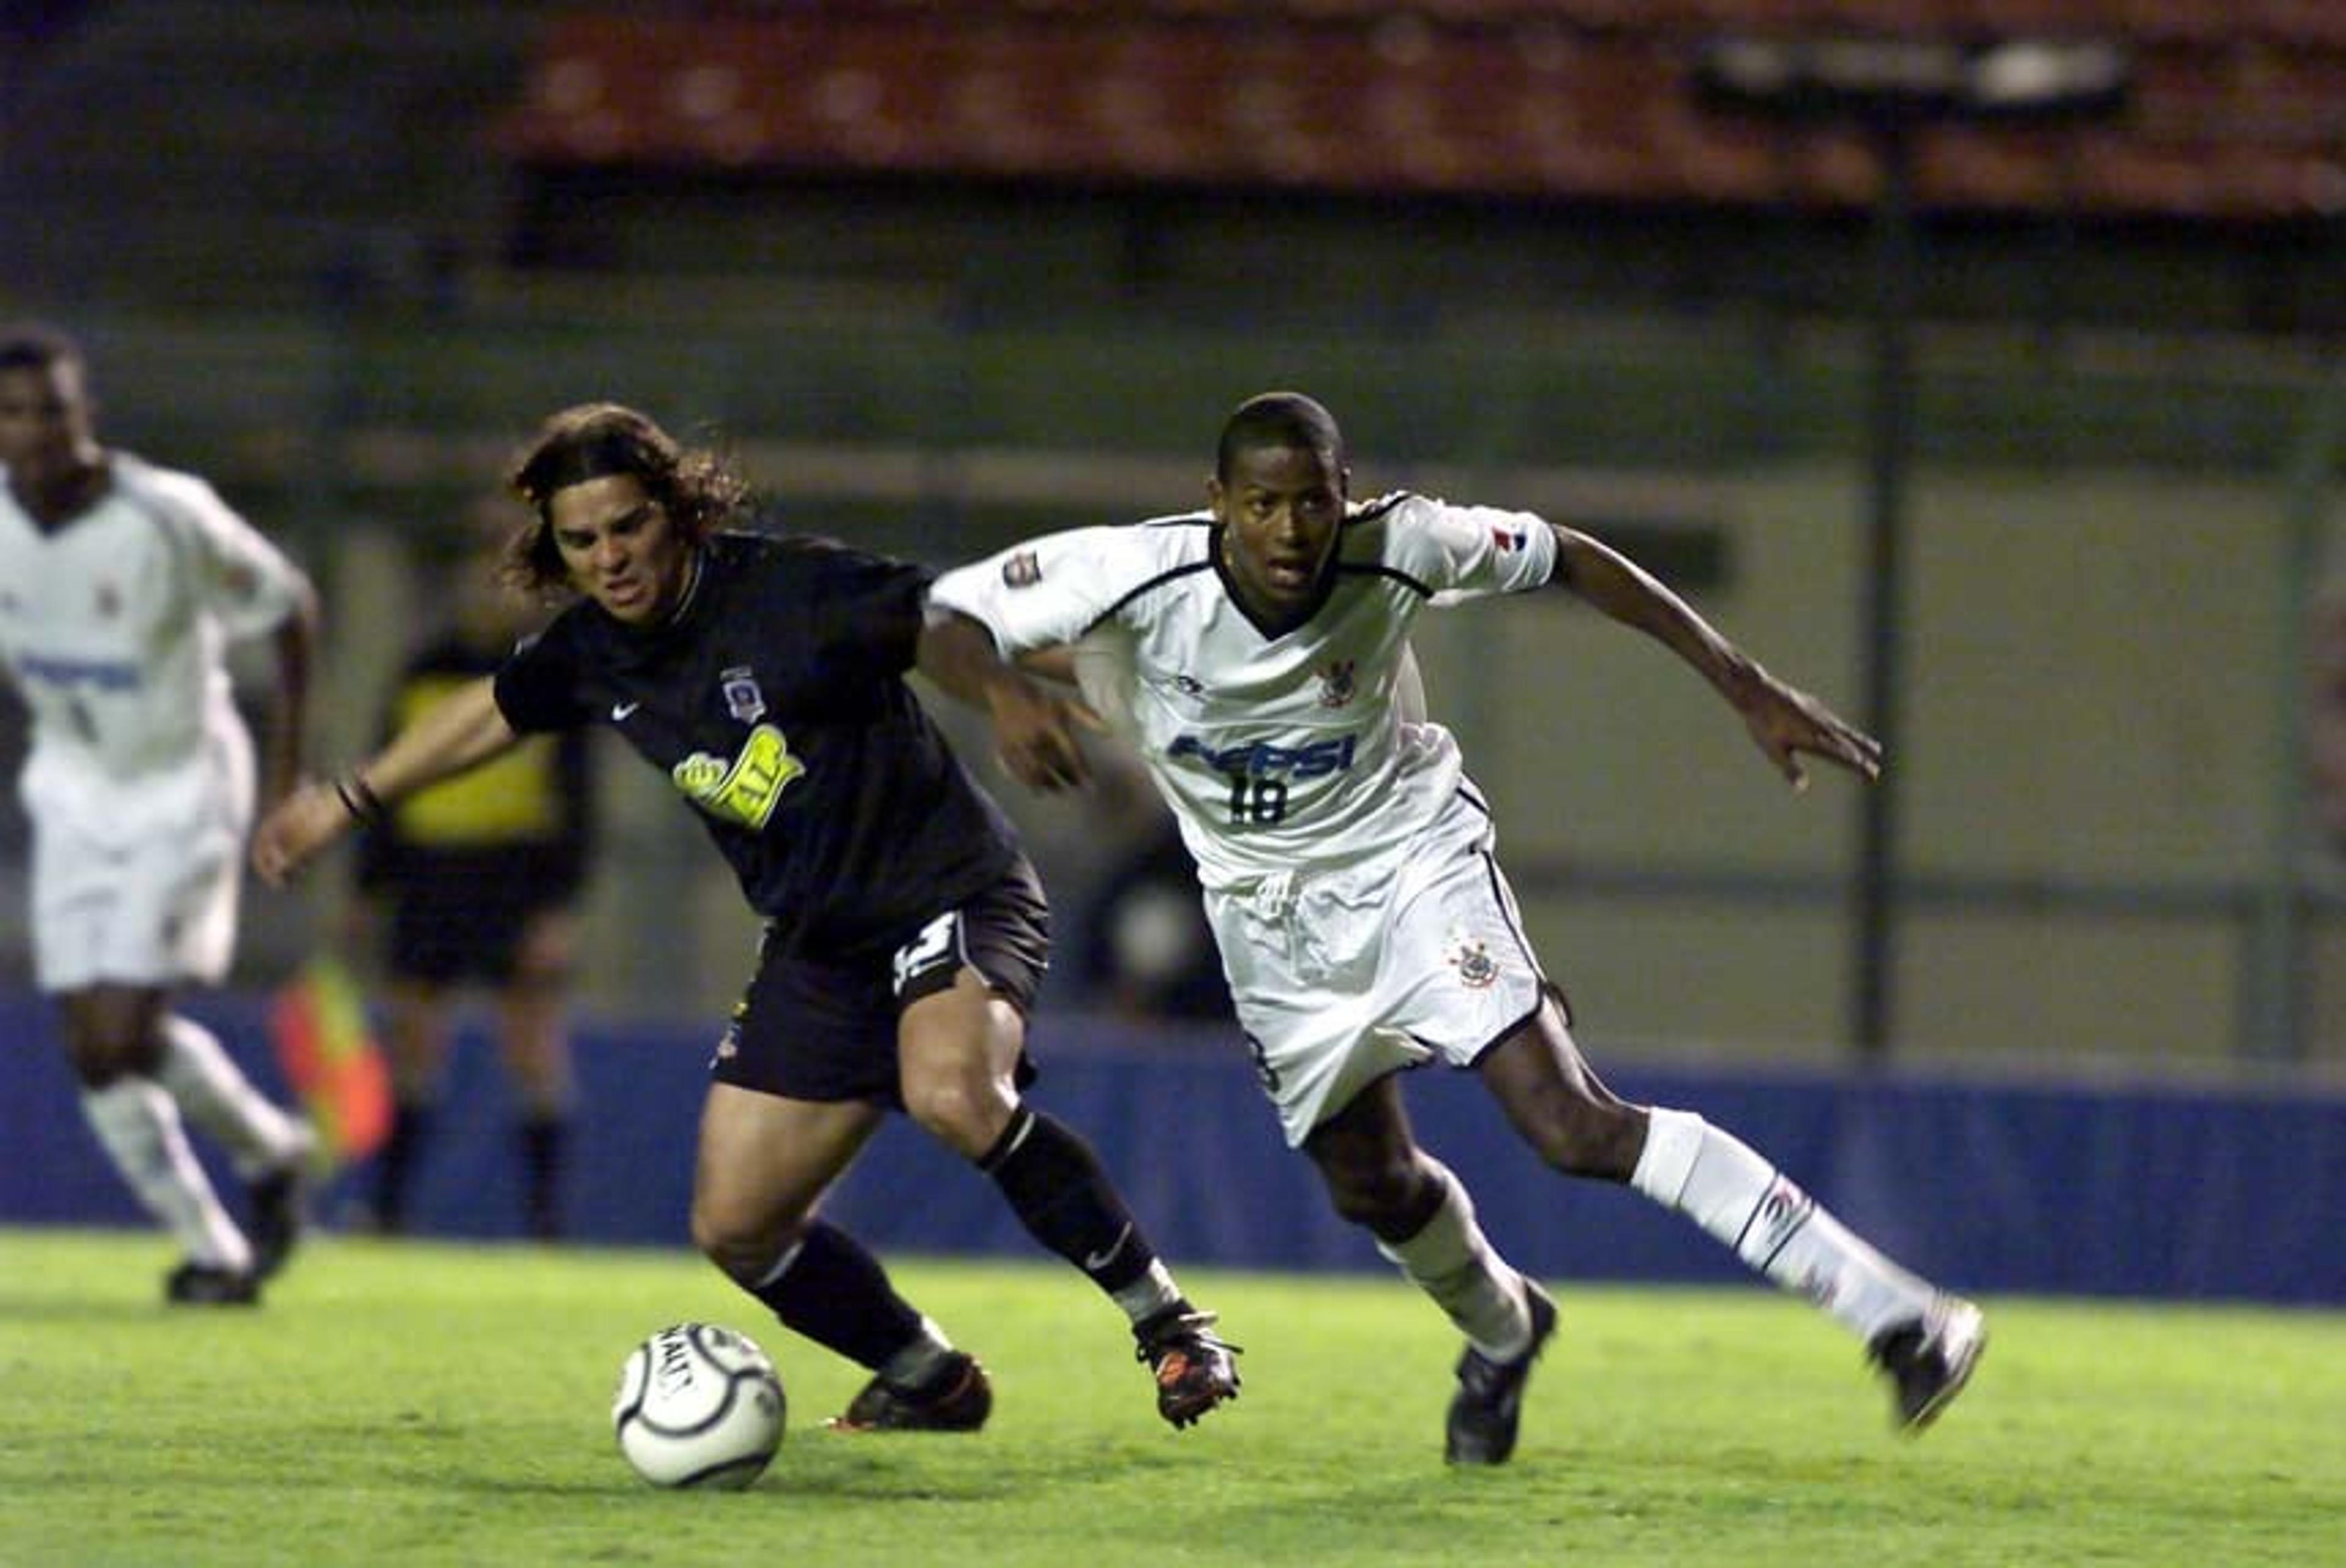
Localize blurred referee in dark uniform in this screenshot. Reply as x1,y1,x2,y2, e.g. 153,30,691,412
354,506,595,1240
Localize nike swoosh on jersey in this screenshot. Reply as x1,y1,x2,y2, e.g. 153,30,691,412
611,701,640,721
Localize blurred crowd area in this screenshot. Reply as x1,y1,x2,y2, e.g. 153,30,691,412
4,1,2346,1075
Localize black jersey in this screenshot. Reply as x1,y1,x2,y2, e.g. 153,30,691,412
493,530,1021,957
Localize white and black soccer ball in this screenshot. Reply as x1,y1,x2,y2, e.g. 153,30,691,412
612,1322,786,1489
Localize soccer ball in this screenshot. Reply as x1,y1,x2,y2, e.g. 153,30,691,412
612,1322,786,1489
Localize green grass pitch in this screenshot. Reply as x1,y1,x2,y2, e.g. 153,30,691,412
2,1228,2340,1567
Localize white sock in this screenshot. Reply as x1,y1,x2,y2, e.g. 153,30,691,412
81,1078,254,1272
1111,1261,1184,1328
153,1015,311,1179
1375,1159,1534,1361
1631,1107,1934,1344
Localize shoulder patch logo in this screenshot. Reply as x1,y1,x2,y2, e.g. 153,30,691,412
673,723,803,829
1002,550,1042,588
1491,527,1527,552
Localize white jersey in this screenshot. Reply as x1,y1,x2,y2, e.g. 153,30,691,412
0,452,308,847
930,493,1557,891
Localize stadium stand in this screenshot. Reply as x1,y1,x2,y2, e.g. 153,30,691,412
491,2,2346,219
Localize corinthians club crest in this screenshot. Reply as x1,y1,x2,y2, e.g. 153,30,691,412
1316,658,1356,708
1447,935,1499,990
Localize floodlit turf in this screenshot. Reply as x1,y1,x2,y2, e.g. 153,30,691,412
2,1229,2340,1567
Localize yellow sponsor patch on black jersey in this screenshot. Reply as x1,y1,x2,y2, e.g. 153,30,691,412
671,723,803,828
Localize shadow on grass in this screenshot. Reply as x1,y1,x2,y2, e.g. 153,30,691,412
0,1299,219,1323
447,1432,1188,1503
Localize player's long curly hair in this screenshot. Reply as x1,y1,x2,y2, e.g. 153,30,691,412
500,402,751,599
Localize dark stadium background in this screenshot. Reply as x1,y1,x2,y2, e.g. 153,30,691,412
4,1,2341,1300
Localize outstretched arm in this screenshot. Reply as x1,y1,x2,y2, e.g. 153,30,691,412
915,606,1099,791
250,676,521,885
1551,523,1882,789
259,579,320,813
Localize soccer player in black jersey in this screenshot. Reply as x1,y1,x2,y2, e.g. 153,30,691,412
254,402,1238,1433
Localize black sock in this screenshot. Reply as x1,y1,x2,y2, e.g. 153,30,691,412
517,1115,568,1241
745,1219,927,1372
375,1102,434,1233
978,1106,1157,1294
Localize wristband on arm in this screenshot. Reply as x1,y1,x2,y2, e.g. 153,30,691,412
333,771,387,825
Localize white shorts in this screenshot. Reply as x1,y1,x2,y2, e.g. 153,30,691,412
29,801,244,992
1207,790,1552,1147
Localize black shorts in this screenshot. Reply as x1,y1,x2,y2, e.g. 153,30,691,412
711,856,1051,1106
385,872,565,986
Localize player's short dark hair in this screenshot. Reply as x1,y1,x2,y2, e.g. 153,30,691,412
502,402,750,596
1216,391,1346,482
0,321,85,377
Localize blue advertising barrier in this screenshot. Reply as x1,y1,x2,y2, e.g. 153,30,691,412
3,994,2341,1304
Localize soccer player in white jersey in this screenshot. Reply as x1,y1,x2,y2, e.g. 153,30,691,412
0,323,317,1305
924,390,1985,1462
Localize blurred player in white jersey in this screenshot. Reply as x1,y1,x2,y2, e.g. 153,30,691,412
0,323,316,1305
926,390,1985,1462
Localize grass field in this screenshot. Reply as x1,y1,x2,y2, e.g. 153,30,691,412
2,1228,2340,1567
